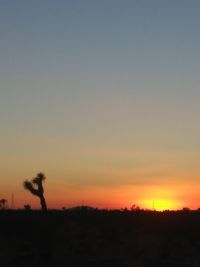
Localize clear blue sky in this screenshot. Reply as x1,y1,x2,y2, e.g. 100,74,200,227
1,0,200,209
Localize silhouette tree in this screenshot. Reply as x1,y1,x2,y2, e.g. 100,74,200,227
24,204,32,211
23,172,47,212
0,199,7,210
130,204,140,211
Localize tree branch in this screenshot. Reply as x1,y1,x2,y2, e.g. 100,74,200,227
23,180,39,196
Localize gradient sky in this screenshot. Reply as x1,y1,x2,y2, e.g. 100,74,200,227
1,0,200,210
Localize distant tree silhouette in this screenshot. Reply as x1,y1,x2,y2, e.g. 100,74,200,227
182,207,190,212
24,204,32,211
0,199,7,210
130,204,140,211
23,172,47,212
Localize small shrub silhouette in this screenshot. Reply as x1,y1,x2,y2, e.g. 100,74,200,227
23,172,47,212
0,199,7,209
24,204,32,211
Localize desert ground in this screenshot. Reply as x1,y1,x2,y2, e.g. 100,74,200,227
0,209,200,267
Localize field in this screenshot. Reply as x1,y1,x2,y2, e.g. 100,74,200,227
0,209,200,267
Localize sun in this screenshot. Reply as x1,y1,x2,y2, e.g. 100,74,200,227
140,198,180,211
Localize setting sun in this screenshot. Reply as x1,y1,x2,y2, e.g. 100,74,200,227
140,198,181,211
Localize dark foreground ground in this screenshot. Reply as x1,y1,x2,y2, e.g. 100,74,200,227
1,209,200,267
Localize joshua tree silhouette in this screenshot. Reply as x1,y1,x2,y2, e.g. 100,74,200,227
23,172,47,212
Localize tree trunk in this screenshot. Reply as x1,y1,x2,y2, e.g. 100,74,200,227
40,195,47,212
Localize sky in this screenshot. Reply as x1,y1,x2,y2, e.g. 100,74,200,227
1,0,200,210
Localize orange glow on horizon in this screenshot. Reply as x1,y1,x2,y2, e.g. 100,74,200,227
3,176,200,211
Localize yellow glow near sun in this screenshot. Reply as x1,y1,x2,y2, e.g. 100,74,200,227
140,198,180,211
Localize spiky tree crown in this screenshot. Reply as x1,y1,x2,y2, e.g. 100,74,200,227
23,180,38,195
23,173,46,196
32,172,46,184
